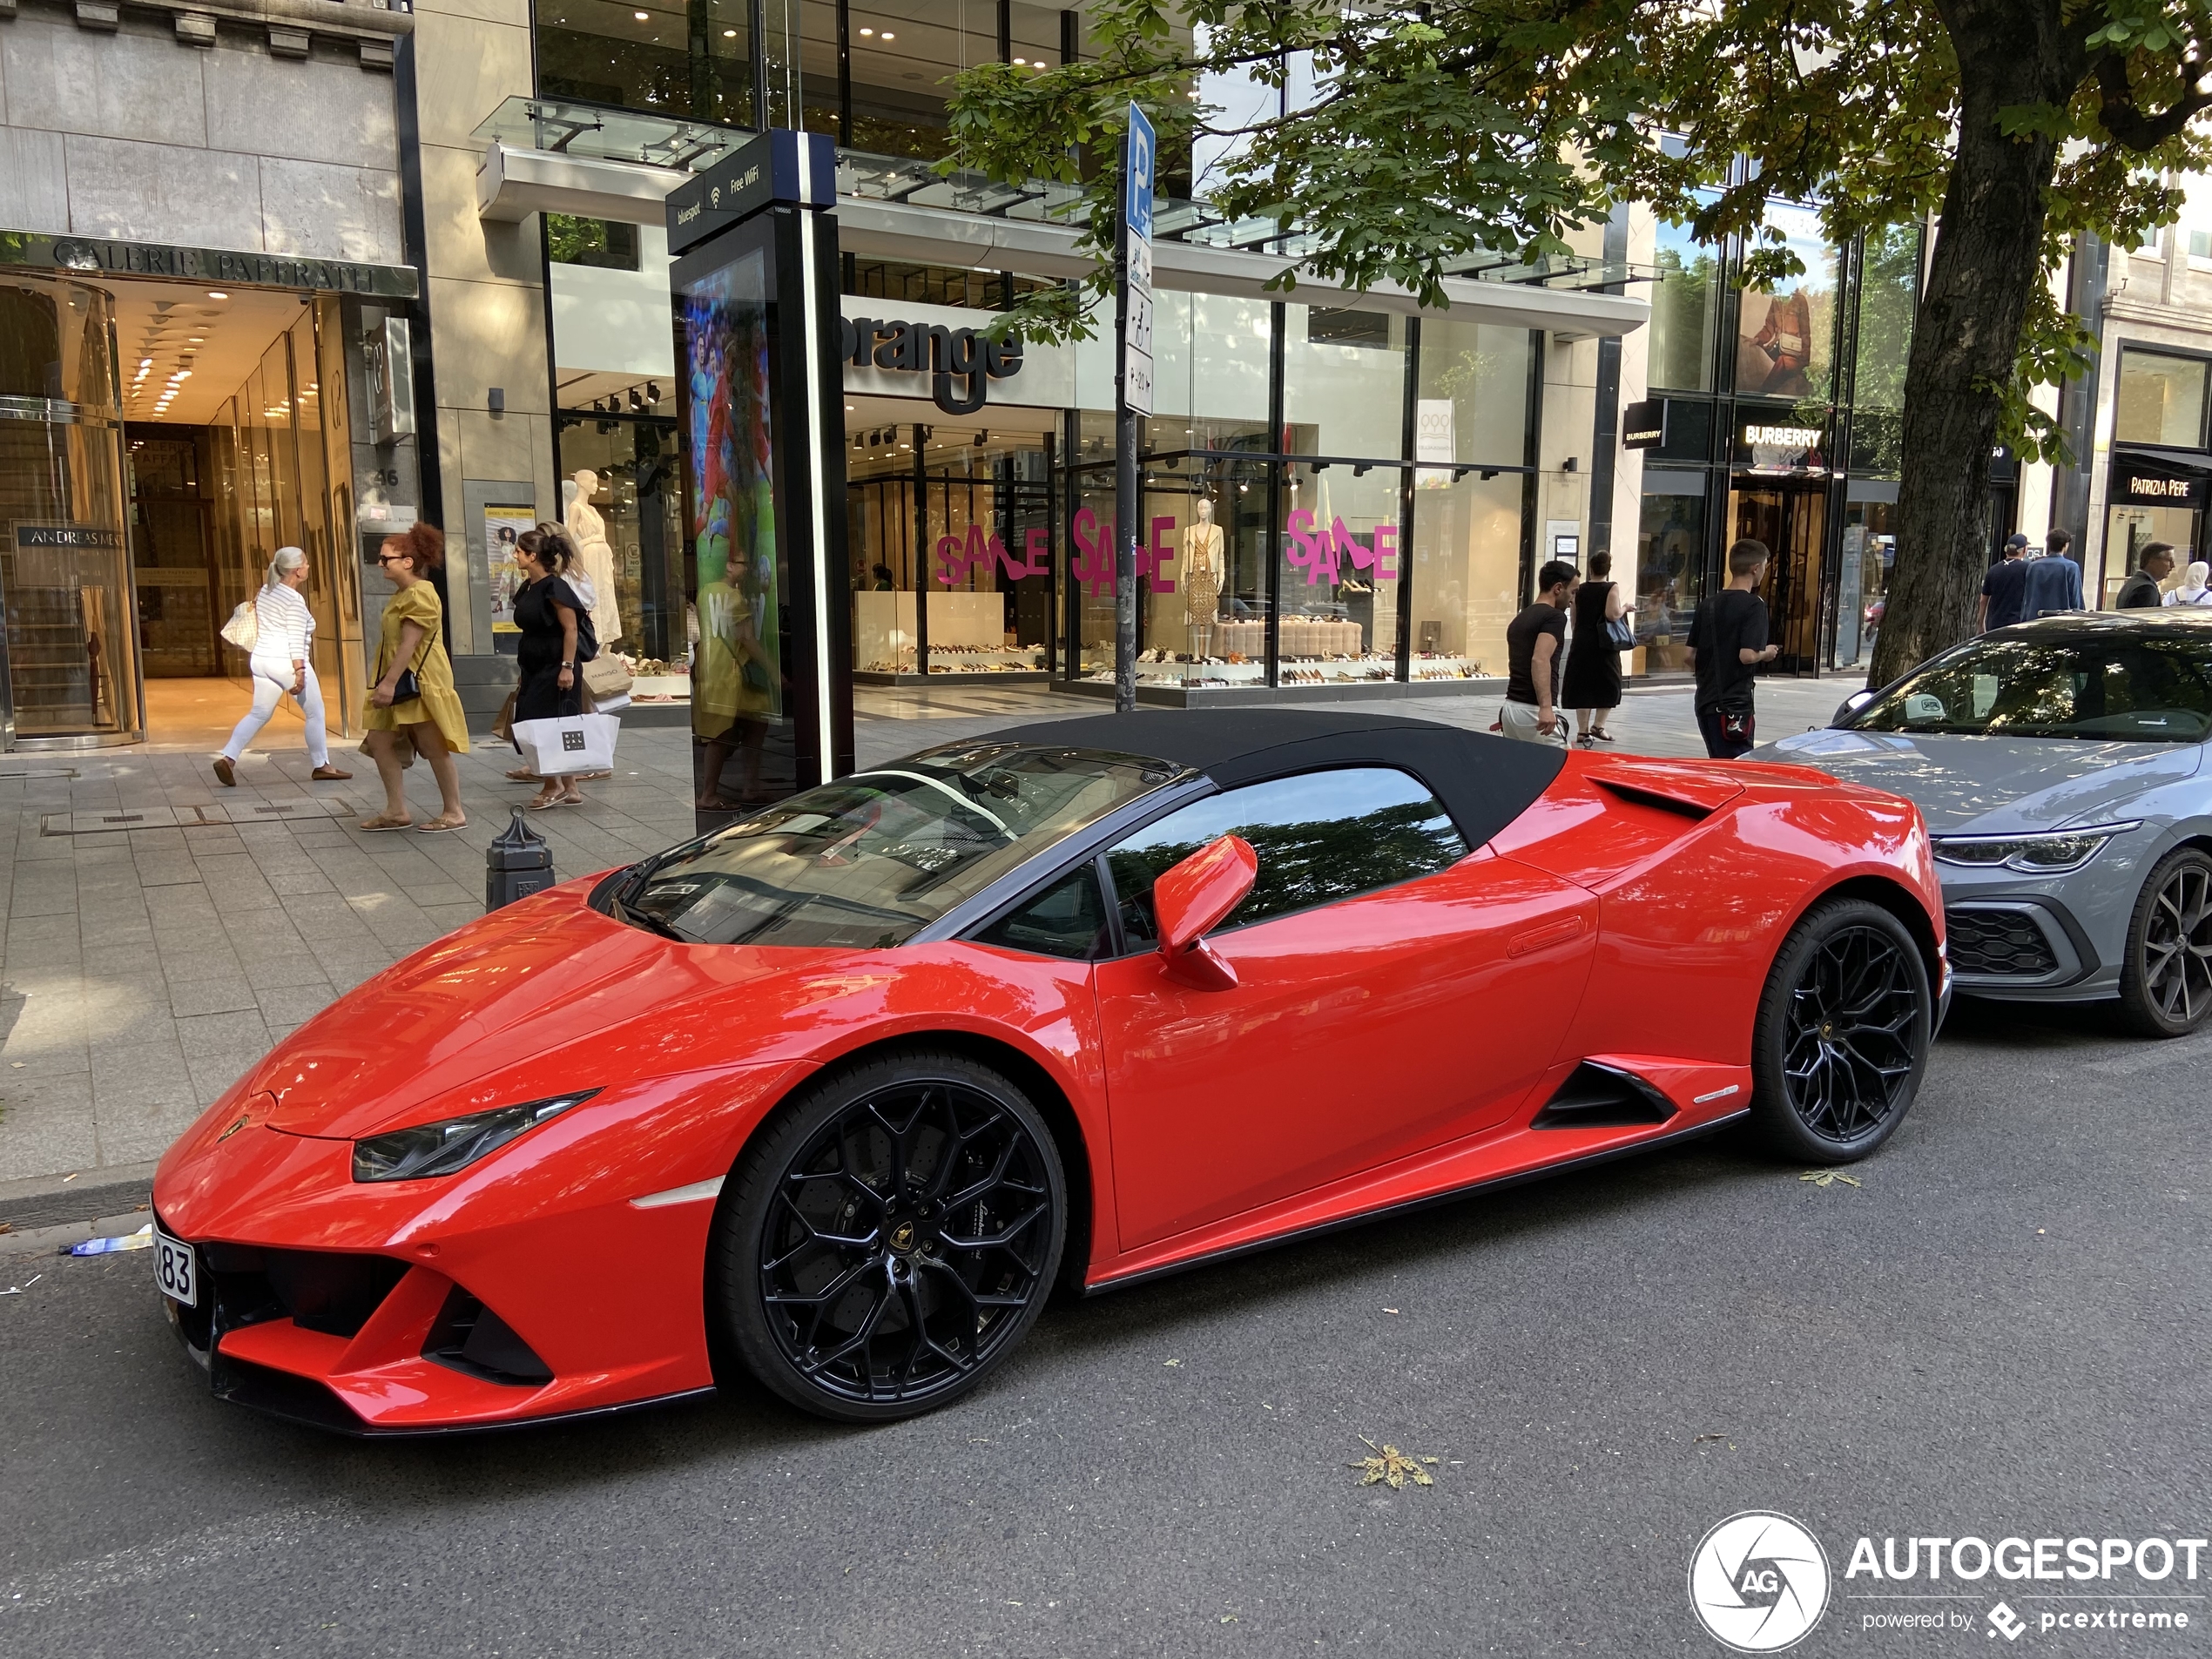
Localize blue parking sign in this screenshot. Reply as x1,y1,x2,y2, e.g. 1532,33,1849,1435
1123,102,1155,243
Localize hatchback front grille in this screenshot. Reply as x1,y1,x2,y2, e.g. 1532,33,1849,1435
1945,907,2059,977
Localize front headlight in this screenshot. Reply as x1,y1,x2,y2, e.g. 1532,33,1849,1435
351,1090,601,1183
1932,822,2140,875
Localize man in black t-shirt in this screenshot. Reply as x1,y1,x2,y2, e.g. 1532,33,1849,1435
1979,532,2031,631
1686,538,1781,759
1499,559,1579,744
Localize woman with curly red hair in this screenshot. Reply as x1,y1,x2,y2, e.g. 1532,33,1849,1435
361,523,469,833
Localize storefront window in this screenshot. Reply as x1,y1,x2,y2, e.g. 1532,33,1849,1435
534,0,755,127
1408,471,1521,682
1283,305,1407,458
1150,290,1272,431
558,419,688,683
1275,462,1404,685
2103,504,2200,604
1835,491,1897,671
1734,203,1838,402
1413,319,1531,466
1635,476,1708,672
1648,218,1719,393
2114,350,2210,448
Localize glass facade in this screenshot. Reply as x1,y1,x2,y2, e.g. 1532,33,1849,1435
2114,349,2209,448
1629,200,1942,678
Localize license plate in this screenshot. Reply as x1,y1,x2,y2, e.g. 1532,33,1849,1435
154,1227,197,1308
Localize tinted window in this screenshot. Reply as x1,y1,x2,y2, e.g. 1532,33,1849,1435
1107,767,1467,950
1845,633,2212,743
974,863,1110,961
629,744,1173,948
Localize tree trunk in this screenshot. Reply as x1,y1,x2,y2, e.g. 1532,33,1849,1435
1868,0,2085,687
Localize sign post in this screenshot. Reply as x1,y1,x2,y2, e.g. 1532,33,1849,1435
1115,102,1156,712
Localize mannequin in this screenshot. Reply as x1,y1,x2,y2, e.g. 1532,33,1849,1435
1181,497,1225,658
565,469,623,645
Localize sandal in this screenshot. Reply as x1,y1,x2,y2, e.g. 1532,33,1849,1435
505,767,541,782
359,812,414,832
1590,727,1616,744
415,813,467,833
525,790,566,812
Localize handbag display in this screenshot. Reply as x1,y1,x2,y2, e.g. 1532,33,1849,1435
511,711,620,778
219,597,259,651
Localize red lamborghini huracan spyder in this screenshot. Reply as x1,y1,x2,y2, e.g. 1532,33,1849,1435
152,711,1946,1433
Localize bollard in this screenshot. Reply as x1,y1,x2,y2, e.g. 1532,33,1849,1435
485,807,554,910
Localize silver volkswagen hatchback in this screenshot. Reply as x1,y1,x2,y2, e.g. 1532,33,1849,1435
1756,610,2212,1035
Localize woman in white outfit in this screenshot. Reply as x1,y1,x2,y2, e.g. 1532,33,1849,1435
2164,560,2212,606
213,546,352,786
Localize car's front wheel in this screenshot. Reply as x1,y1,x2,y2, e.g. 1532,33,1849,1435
712,1049,1066,1422
1749,897,1932,1162
2118,846,2212,1037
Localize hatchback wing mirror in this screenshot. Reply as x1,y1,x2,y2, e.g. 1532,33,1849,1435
1151,833,1257,990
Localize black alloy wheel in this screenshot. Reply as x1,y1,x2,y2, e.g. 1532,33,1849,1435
713,1049,1066,1422
1749,897,1932,1161
2119,847,2212,1037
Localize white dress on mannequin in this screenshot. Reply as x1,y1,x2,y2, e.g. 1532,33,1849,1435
566,469,623,644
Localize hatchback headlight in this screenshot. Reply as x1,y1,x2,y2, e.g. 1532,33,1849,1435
1932,822,2139,875
351,1090,600,1183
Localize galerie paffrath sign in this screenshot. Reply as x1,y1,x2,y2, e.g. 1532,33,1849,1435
6,234,418,299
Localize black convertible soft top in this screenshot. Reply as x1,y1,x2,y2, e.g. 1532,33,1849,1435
975,710,1567,851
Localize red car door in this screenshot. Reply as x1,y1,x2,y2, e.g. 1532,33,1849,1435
1092,768,1595,1251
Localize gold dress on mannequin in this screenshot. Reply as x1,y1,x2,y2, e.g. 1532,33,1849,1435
1183,509,1224,658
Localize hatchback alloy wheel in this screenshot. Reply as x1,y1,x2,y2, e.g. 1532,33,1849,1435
2121,848,2212,1037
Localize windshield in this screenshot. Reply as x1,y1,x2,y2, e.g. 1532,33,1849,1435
627,742,1178,948
1844,634,2212,743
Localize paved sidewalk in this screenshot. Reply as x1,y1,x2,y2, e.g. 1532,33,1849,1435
0,675,1853,1205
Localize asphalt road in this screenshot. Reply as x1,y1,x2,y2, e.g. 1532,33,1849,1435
3,996,2209,1658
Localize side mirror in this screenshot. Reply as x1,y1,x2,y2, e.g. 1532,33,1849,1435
1150,833,1257,991
1831,688,1876,726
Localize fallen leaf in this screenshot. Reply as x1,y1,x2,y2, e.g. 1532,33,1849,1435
1349,1436,1438,1490
1799,1169,1860,1189
0,1222,11,1236
1163,1358,1182,1367
1220,1615,1239,1624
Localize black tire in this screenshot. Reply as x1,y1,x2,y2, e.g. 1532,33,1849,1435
1749,897,1932,1162
711,1049,1066,1423
2117,846,2212,1037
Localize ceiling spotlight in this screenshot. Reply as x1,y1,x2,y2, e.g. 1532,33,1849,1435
645,381,661,403
633,9,648,17
1013,56,1026,64
858,24,872,33
138,357,152,369
206,291,228,300
723,26,735,35
628,388,644,410
880,30,894,38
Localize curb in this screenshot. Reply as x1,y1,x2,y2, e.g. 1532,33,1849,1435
0,1163,162,1235
1,1210,157,1262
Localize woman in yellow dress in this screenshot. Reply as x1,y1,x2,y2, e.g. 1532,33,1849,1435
361,523,470,833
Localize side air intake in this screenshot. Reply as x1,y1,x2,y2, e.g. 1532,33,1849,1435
1529,1062,1679,1130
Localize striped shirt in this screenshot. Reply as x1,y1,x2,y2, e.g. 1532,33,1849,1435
253,582,315,665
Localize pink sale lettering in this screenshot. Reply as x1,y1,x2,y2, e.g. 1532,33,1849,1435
934,522,1046,585
1286,509,1397,585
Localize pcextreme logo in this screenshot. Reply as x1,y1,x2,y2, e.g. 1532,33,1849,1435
1689,1512,1832,1652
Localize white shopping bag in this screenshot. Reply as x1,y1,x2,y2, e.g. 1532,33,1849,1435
512,712,619,776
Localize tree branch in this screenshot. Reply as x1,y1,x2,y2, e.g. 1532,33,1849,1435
2092,47,2212,150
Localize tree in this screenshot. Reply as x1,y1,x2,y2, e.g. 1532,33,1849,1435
945,0,2212,681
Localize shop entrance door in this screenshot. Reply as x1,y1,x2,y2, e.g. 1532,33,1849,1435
1726,481,1827,674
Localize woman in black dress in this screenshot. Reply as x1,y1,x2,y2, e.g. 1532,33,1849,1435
513,525,596,809
1563,550,1628,747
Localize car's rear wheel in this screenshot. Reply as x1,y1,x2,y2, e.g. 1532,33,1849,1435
2118,846,2212,1037
711,1049,1066,1423
1749,897,1931,1162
